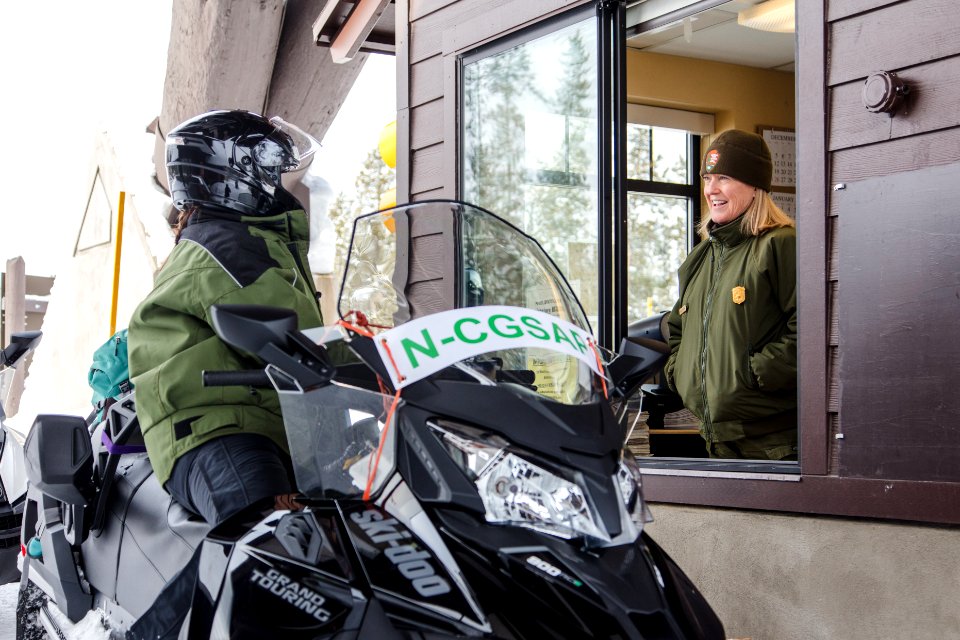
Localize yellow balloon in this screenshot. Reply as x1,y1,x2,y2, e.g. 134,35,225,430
378,120,397,169
379,187,397,213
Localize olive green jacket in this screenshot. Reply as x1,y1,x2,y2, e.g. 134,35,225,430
663,216,797,444
128,210,324,485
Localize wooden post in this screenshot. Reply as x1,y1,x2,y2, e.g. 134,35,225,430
3,257,26,417
314,274,338,326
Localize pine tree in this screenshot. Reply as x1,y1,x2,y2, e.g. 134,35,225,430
325,147,396,290
526,28,594,255
462,44,535,226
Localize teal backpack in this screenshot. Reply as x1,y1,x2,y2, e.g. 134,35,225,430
88,329,134,423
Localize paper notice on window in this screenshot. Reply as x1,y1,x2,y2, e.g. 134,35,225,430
525,284,581,403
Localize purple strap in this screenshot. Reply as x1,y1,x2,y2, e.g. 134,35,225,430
101,429,147,455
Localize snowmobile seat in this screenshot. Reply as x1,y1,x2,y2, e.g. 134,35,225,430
82,451,210,621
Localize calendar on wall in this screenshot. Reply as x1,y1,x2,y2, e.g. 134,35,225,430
758,126,796,218
759,127,795,188
770,191,796,218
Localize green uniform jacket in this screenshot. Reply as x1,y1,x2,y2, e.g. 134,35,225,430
128,209,324,485
663,216,796,444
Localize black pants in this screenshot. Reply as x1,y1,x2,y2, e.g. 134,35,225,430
128,433,294,639
166,432,294,524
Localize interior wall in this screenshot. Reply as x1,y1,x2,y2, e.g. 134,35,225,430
626,50,795,139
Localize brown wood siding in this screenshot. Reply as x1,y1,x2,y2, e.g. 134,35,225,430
835,164,960,482
827,0,960,483
410,55,444,106
826,0,901,21
829,56,960,151
410,0,459,22
797,0,830,475
411,143,446,194
410,98,444,150
832,128,960,182
642,473,960,525
828,0,960,85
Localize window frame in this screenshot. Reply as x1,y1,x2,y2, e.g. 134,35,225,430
624,129,702,253
447,0,960,524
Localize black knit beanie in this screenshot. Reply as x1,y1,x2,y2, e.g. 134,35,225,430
700,129,773,192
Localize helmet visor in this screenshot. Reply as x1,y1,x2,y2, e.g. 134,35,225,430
269,116,320,173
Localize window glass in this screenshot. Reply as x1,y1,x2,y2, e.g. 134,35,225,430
625,123,697,322
651,127,689,183
462,17,599,329
626,124,689,184
627,191,688,319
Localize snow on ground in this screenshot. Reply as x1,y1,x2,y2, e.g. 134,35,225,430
0,581,111,640
1,582,15,640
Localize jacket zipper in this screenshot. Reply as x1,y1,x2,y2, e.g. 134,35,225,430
286,241,317,297
699,240,724,442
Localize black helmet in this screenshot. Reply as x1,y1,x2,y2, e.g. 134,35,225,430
165,109,318,217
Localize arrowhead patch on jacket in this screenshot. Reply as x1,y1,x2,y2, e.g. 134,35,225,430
731,286,746,304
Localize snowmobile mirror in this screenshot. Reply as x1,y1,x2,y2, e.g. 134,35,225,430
608,336,671,398
626,311,670,344
209,304,334,391
1,330,42,367
608,312,671,398
209,304,297,356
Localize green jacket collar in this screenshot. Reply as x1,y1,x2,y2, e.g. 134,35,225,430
707,213,750,248
237,210,310,244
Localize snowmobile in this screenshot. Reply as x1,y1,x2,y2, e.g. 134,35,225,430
15,200,724,639
0,331,39,585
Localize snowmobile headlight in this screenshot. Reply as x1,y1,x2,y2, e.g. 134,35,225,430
433,423,611,543
617,452,653,527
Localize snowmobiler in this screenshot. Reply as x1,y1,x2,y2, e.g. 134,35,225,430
15,200,724,639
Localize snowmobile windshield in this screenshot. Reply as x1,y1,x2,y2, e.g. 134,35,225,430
337,200,609,406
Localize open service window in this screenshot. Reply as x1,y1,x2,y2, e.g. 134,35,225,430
459,0,803,476
623,0,799,473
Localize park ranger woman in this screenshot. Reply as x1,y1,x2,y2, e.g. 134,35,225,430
663,129,797,460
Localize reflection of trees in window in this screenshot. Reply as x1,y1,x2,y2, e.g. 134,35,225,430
461,209,524,309
462,19,599,324
459,209,585,328
527,28,594,262
627,127,691,319
462,46,534,227
524,25,597,321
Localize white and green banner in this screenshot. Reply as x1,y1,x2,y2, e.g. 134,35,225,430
374,305,602,390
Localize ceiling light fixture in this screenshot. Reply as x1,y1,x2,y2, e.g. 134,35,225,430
737,0,795,33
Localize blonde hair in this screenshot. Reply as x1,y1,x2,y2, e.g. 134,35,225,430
698,190,795,240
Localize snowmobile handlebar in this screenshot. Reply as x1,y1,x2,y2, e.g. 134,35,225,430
201,369,272,389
